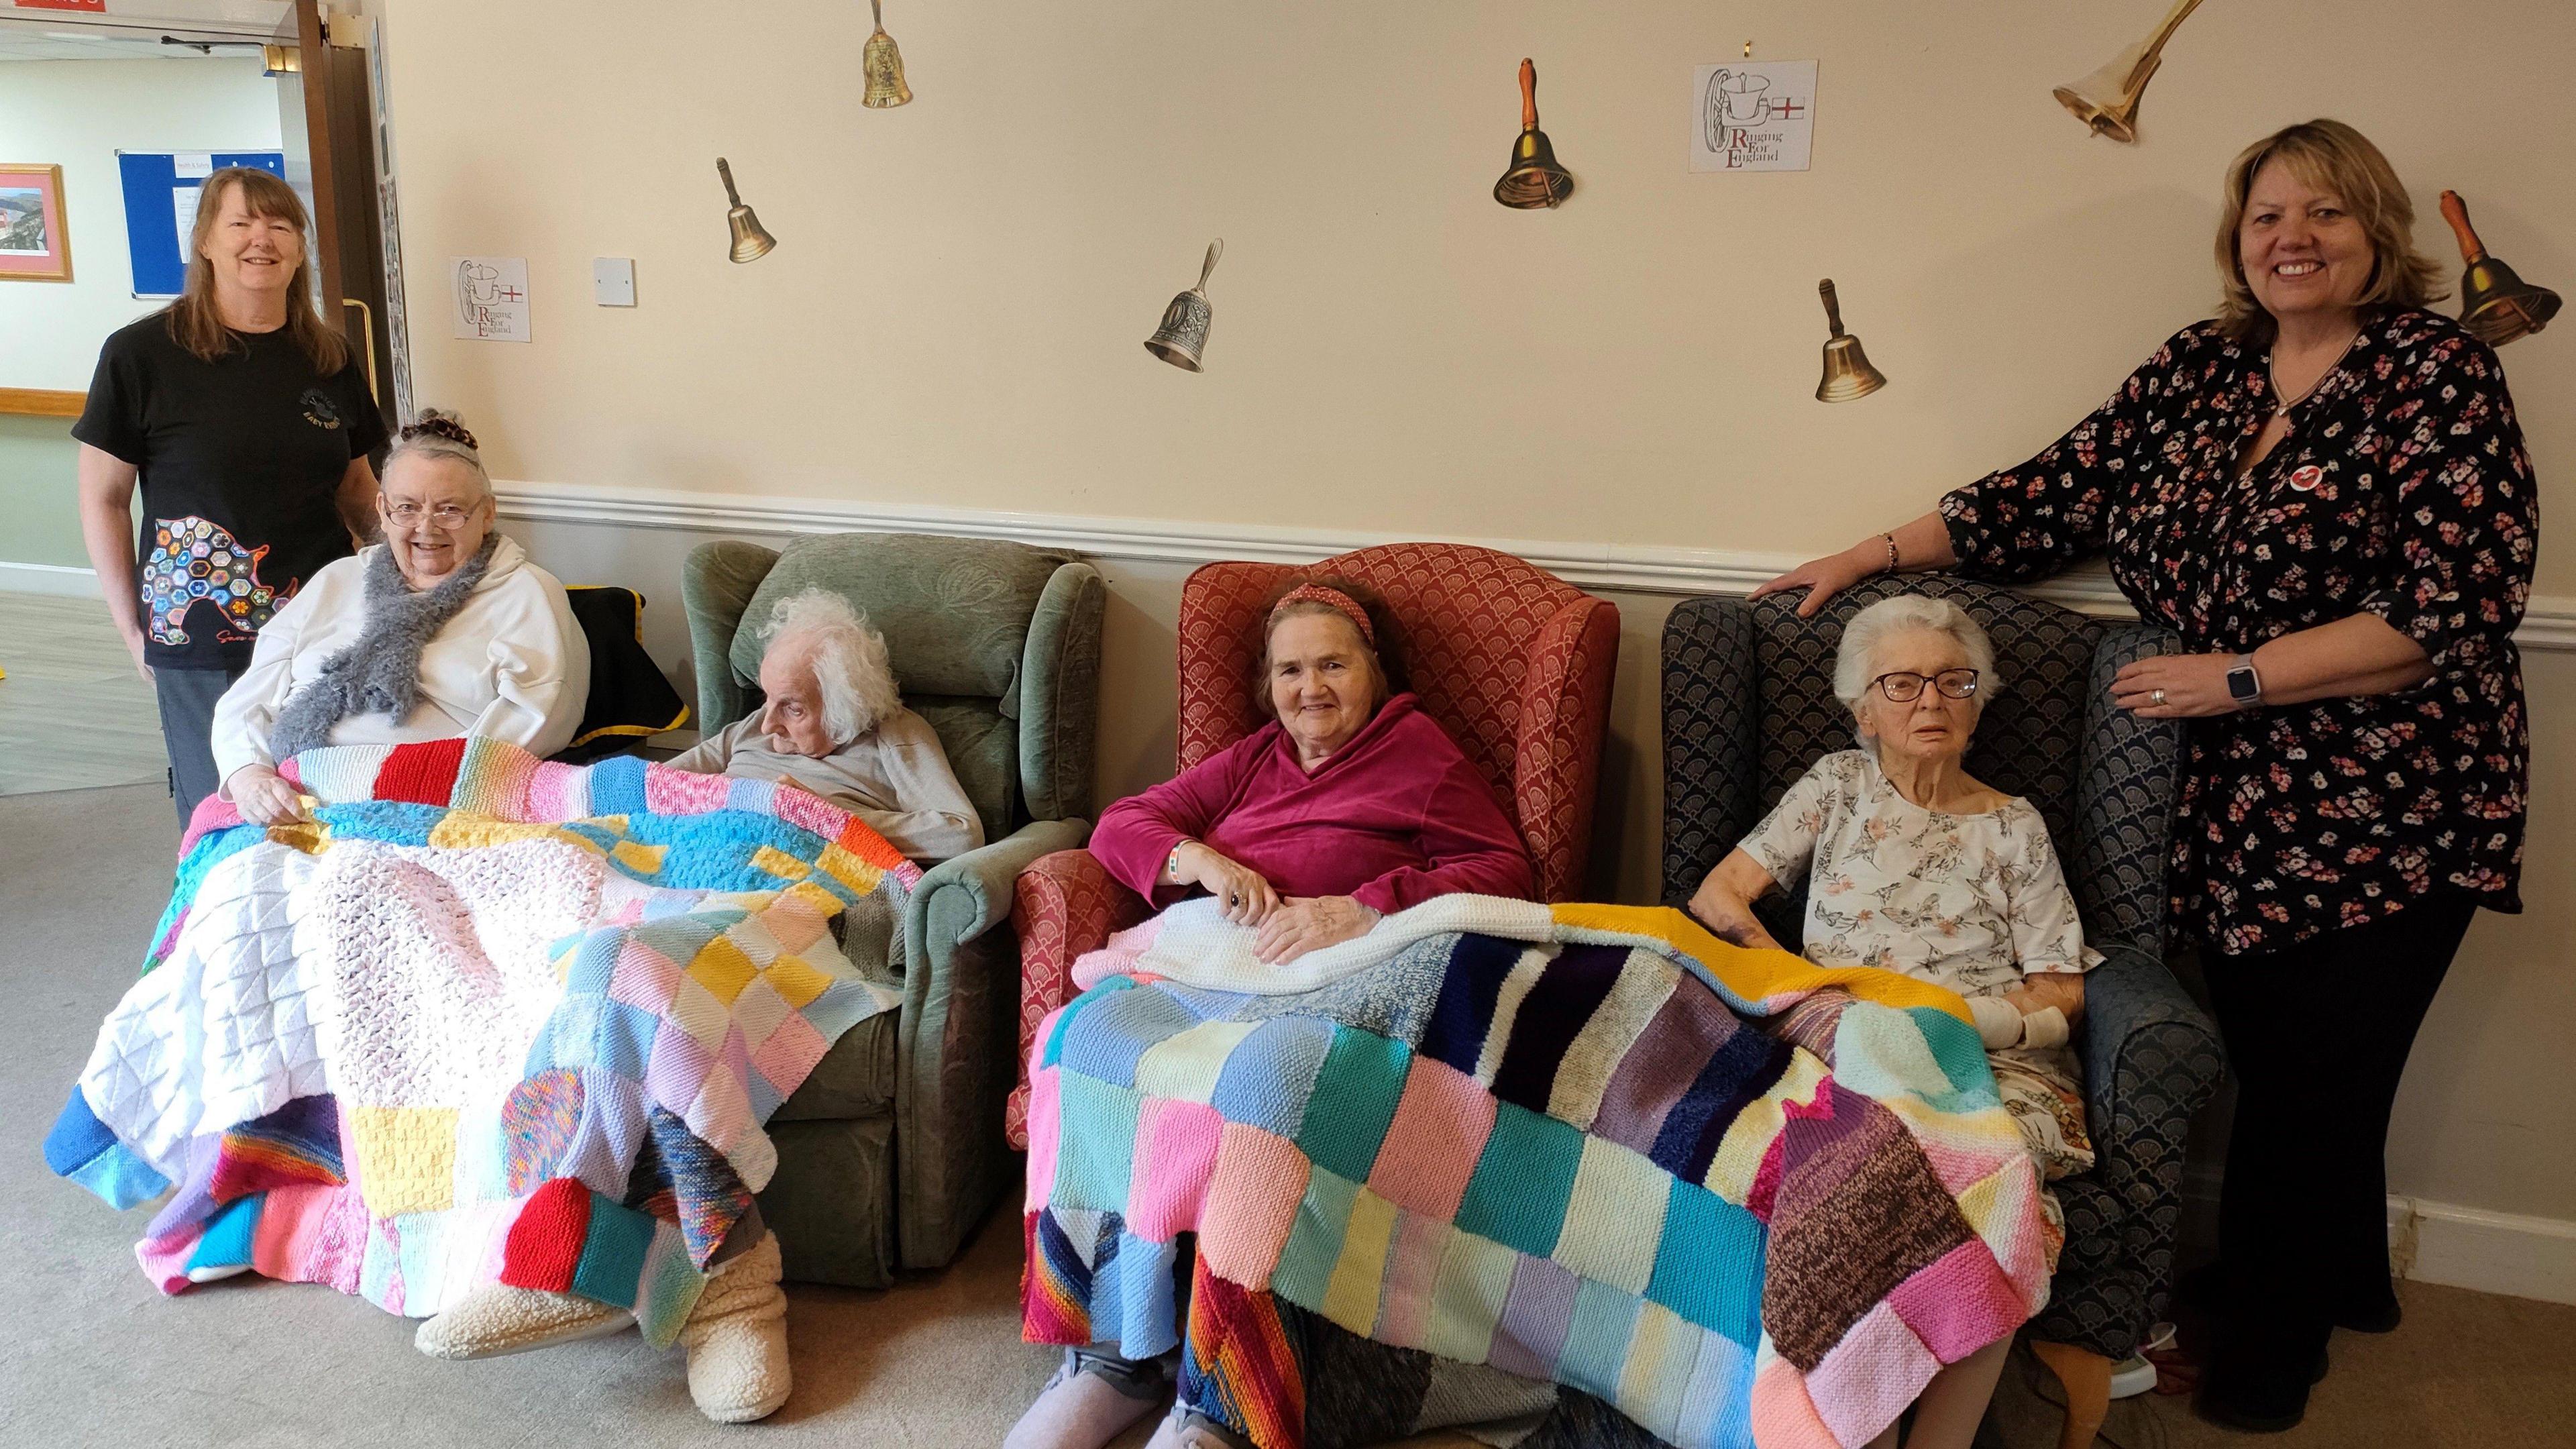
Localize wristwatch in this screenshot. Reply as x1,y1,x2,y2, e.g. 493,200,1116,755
2225,654,2263,707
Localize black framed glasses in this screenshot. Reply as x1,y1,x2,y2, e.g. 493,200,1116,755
1872,667,1980,702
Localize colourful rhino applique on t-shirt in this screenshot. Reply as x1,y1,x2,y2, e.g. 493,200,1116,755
145,516,282,646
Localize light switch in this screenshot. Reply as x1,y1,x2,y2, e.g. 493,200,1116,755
592,258,636,307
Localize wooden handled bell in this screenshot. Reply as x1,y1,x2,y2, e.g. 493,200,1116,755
1814,279,1887,402
1493,58,1574,209
716,158,777,264
2441,191,2559,345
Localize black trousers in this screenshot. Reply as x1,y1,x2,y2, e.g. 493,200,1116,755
2202,893,2479,1362
151,663,246,828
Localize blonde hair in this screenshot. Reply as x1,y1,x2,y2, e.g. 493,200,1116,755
2213,119,2443,343
763,588,901,746
164,167,350,373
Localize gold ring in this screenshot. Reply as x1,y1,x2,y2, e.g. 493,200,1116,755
2152,688,2167,706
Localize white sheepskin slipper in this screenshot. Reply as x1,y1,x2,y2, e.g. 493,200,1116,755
415,1285,632,1360
679,1232,791,1424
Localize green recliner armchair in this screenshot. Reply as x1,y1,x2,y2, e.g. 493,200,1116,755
683,532,1104,1287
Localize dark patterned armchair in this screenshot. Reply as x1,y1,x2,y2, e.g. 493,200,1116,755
1660,576,2223,1446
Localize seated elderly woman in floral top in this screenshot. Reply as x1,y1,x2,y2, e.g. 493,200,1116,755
1685,593,2096,1449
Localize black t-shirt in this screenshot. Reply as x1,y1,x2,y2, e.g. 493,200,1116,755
74,314,388,669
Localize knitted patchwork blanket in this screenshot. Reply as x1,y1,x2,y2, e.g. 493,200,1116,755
1023,898,2053,1449
47,737,915,1347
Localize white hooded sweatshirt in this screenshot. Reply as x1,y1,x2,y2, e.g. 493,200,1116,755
210,534,590,790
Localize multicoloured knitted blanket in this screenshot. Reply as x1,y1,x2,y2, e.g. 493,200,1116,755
1023,898,2051,1449
47,737,916,1347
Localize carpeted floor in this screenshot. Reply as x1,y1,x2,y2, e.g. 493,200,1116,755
5,782,2572,1449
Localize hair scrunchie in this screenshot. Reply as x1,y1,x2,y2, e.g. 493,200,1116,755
1269,583,1377,649
400,413,479,451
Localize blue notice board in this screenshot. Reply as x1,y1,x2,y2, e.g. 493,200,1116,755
115,151,289,298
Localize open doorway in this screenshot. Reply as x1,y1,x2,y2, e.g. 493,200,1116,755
0,0,403,794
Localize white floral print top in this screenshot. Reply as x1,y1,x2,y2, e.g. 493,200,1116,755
1738,749,2101,1000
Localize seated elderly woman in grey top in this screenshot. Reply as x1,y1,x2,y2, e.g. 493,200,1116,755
1684,593,2098,1449
214,411,589,826
667,588,984,862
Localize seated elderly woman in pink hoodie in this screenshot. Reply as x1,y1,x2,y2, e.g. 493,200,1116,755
1009,580,1542,1449
1089,581,1532,965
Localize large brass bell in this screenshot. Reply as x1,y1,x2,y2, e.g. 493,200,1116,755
1814,278,1887,402
2441,190,2559,346
716,158,777,264
862,0,912,108
2052,0,2206,144
1493,58,1574,209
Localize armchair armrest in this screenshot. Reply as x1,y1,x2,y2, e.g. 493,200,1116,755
894,817,1090,1269
1512,596,1620,902
2079,941,2224,1136
1006,848,1151,1148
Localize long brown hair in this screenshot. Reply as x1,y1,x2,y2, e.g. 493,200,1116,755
2212,119,2443,345
163,166,350,374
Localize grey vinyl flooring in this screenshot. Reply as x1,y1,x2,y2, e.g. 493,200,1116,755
0,592,167,797
5,789,2572,1449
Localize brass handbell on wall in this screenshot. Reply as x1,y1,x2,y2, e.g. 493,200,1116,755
1493,58,1574,209
1145,239,1224,372
716,158,777,264
2051,0,2206,144
862,0,912,108
1814,279,1887,402
2441,191,2559,346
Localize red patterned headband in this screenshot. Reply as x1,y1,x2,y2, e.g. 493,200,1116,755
1269,584,1377,649
400,415,479,451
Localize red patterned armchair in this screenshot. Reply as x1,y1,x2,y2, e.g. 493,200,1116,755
1005,542,1620,1146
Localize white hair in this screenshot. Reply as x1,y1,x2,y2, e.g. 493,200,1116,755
762,588,900,747
382,407,492,502
1832,594,2002,740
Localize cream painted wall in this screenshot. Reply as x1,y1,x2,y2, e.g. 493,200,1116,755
374,1,2571,1235
0,58,283,390
378,0,2571,593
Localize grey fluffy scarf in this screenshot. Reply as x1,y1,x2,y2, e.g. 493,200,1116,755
266,535,500,762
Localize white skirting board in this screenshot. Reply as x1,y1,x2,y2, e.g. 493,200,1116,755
2388,1197,2576,1307
0,560,101,597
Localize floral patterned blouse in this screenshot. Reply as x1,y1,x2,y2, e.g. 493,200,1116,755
1938,309,2536,955
1739,749,2101,998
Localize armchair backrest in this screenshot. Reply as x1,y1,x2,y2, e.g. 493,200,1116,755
1660,575,2183,959
682,533,1105,838
1177,542,1619,902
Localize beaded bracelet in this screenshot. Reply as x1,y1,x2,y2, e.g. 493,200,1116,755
1881,532,1900,575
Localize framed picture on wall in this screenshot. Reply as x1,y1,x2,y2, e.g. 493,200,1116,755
0,164,73,282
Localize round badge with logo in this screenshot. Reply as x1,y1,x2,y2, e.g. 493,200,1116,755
2288,464,2325,492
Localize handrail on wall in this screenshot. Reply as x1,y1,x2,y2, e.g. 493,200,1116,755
0,388,86,419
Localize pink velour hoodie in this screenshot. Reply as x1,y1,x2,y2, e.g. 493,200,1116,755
1088,692,1535,916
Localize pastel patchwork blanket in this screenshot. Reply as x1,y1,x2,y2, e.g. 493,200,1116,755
1023,898,2052,1449
47,737,915,1347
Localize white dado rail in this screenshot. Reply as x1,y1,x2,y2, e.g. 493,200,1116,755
479,478,2571,651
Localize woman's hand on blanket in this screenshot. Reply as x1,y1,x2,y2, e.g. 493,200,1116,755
1685,859,1788,954
1175,843,1281,926
226,764,311,826
1253,896,1379,963
2004,970,2086,1030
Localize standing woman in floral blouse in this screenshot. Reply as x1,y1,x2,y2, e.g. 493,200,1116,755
1754,119,2536,1432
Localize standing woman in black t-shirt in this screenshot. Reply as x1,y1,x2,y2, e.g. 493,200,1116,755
74,166,388,826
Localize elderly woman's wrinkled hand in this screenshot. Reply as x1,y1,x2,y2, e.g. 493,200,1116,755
1254,896,1379,965
1176,842,1281,926
227,764,311,826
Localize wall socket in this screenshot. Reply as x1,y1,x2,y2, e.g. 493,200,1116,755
592,258,636,307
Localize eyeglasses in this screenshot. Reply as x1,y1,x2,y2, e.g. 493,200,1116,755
1871,668,1981,702
383,502,478,530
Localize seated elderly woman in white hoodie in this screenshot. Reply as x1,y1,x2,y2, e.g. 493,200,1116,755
213,411,588,824
667,588,983,862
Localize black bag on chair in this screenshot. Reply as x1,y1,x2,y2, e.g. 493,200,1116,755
556,586,689,764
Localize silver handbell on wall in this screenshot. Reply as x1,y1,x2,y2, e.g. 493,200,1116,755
862,0,912,108
1144,239,1224,372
